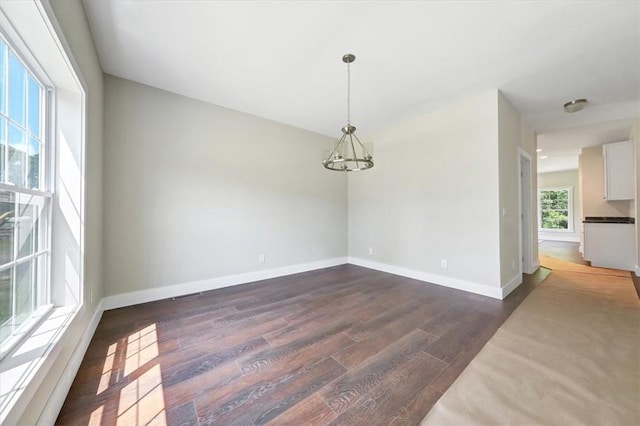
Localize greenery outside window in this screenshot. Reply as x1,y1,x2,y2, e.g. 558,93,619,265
538,187,572,232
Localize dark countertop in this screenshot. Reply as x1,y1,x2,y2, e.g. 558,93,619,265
583,216,635,224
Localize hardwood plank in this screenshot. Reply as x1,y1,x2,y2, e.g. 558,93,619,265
320,329,435,414
334,301,439,368
239,317,358,374
178,315,287,349
192,332,355,411
165,401,198,426
423,309,494,363
196,358,346,425
419,303,479,337
282,290,377,324
349,286,422,322
162,358,243,409
161,336,269,388
334,325,438,370
264,314,361,347
328,352,446,425
266,393,336,426
346,298,434,341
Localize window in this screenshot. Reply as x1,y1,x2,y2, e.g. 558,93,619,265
0,35,51,351
0,2,85,422
538,187,572,232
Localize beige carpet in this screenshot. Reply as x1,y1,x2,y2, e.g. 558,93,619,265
422,268,640,425
539,254,631,277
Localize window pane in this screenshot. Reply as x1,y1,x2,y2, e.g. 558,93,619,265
541,209,568,230
0,40,6,114
16,193,44,258
34,254,46,306
28,136,40,189
15,259,34,326
0,116,5,182
540,189,570,230
8,51,26,126
28,76,41,137
0,191,15,267
8,122,26,186
0,267,13,336
16,197,34,258
550,191,568,210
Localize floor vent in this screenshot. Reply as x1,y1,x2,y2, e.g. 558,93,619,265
172,292,202,300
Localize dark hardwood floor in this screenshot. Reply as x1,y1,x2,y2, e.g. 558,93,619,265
57,265,549,425
538,240,589,266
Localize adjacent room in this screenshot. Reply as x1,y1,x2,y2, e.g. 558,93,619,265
537,121,637,272
0,1,638,425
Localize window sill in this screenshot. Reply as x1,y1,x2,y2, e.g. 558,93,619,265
0,305,55,362
0,304,81,424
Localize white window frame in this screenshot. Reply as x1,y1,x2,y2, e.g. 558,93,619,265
538,186,574,233
0,25,54,360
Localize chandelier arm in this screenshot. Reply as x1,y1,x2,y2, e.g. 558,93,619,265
352,133,371,158
327,133,346,162
349,133,359,169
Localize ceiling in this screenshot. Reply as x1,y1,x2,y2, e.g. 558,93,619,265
82,1,639,148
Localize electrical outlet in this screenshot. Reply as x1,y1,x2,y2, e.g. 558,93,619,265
90,290,93,304
368,247,373,255
441,259,447,269
512,260,516,270
259,254,265,263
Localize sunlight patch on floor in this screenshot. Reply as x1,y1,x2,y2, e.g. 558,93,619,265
117,364,166,425
97,342,118,395
124,324,159,377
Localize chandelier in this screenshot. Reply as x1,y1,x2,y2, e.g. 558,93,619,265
322,53,374,171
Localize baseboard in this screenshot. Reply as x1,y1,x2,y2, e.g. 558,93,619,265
538,235,580,243
102,257,348,310
37,300,104,425
530,259,541,273
501,273,523,298
347,257,503,299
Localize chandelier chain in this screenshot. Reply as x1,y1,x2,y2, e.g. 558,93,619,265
347,61,351,125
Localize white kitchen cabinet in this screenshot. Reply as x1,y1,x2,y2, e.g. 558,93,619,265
583,223,634,270
603,141,634,200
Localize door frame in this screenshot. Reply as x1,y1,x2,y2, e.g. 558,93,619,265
518,148,535,274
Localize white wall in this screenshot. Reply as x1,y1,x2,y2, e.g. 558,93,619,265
537,170,581,242
498,93,522,287
348,90,502,295
103,76,346,297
